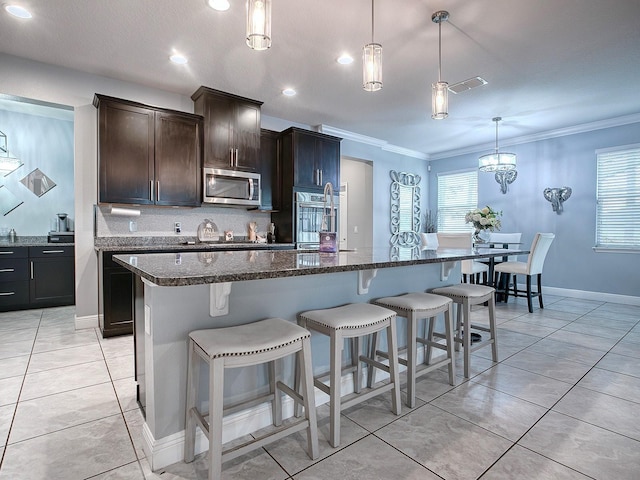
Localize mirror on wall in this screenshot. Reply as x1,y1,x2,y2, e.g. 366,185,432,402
0,185,23,215
20,168,57,197
389,170,421,247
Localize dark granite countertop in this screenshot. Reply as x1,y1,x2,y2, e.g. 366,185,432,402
113,246,529,287
94,236,295,252
0,236,74,247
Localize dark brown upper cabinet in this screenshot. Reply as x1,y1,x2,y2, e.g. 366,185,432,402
279,127,341,191
259,129,280,211
94,94,203,207
191,86,263,173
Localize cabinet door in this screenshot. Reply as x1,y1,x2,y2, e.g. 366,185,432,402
29,257,75,306
233,101,261,172
199,94,235,169
293,132,320,189
259,129,279,210
318,137,340,189
154,112,203,206
98,101,155,204
102,267,134,337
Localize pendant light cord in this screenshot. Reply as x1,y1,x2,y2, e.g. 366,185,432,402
438,19,442,82
371,0,375,43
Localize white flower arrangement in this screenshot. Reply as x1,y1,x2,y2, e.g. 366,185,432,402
465,206,502,232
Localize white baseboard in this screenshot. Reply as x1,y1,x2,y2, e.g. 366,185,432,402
74,313,99,330
525,285,640,306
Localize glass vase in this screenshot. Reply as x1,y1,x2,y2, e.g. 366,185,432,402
473,228,489,244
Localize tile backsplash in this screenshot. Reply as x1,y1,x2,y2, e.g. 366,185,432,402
95,205,272,239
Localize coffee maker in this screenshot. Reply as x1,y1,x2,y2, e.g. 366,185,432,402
56,213,69,232
48,213,74,243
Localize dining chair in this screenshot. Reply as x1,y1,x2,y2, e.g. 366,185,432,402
488,232,522,262
493,233,555,313
437,232,488,284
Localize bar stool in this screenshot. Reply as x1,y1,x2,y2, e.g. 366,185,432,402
430,284,498,378
372,293,456,408
184,317,319,480
298,303,401,448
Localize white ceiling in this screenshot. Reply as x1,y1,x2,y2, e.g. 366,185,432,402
1,0,640,158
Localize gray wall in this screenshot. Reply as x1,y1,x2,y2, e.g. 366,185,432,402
428,122,640,298
340,140,430,249
0,108,74,235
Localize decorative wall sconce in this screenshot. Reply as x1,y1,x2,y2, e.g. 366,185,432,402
543,187,572,214
495,170,517,194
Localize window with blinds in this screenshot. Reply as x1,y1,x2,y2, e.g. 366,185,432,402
596,144,640,250
437,169,478,232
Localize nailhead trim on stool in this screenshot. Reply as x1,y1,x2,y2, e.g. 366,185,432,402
298,303,401,448
430,284,498,378
373,292,456,408
184,317,319,480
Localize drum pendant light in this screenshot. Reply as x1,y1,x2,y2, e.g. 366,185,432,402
363,0,382,92
431,11,449,119
246,0,271,50
479,117,518,193
478,117,517,172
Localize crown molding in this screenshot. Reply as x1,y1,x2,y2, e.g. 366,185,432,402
316,124,429,160
317,113,640,162
429,113,640,160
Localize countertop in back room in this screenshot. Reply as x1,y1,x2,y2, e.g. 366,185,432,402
0,236,74,247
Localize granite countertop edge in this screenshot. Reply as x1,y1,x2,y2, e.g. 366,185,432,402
113,247,529,287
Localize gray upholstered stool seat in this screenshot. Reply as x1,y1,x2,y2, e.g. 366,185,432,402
372,293,456,408
430,283,498,378
184,317,319,480
298,303,401,448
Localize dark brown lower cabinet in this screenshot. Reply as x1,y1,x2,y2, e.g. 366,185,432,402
0,245,75,311
29,246,75,307
99,251,135,338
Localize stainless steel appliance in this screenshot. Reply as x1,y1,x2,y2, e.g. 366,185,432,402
202,168,261,207
295,191,339,249
56,213,69,232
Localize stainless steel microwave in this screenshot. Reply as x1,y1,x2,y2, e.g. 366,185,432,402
202,168,261,207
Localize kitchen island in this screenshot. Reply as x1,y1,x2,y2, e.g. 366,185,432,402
113,245,528,470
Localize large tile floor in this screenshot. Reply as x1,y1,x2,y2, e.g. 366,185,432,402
0,295,639,479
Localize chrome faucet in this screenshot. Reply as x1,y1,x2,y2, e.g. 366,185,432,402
321,182,335,233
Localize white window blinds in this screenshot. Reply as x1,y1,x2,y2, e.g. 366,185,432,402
596,144,640,250
437,169,477,232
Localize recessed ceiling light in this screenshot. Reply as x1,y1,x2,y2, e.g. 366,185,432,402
337,54,354,65
169,54,188,65
5,5,32,18
207,0,230,11
282,88,297,97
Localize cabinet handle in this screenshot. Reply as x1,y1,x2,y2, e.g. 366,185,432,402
31,261,34,280
0,292,15,296
320,169,323,186
41,250,65,254
235,148,239,167
0,251,14,255
150,180,154,202
156,181,160,201
0,268,14,272
229,148,234,168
